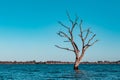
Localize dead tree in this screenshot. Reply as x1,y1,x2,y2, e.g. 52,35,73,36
55,13,98,70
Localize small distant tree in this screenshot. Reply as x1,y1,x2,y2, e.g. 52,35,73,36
55,12,98,70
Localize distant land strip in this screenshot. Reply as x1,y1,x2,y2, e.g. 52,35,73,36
0,60,120,64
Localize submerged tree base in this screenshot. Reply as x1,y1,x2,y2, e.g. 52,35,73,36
74,66,79,70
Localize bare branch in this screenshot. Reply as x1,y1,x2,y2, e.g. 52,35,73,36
55,45,74,52
84,28,90,41
58,21,70,30
69,30,73,41
57,31,71,40
71,15,79,32
90,40,99,46
64,41,70,42
84,40,98,51
57,32,64,37
57,12,80,55
79,34,84,43
79,20,85,49
79,20,83,33
84,46,89,51
87,34,96,44
66,11,73,24
79,20,84,41
73,42,79,52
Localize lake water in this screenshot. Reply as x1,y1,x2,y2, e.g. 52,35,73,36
0,64,120,80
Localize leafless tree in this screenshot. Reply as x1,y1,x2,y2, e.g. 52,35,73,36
55,12,98,70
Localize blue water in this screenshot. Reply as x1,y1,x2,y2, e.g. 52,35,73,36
0,64,120,80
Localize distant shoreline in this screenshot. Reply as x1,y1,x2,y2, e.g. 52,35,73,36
0,60,120,64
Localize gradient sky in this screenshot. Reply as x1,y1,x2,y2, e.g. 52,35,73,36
0,0,120,62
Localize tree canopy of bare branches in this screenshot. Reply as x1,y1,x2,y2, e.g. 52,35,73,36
55,12,98,70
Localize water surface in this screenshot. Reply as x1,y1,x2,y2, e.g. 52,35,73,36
0,64,120,80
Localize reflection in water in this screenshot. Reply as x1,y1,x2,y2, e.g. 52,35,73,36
53,69,90,80
70,70,90,80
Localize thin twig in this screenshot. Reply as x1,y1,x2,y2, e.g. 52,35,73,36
87,34,96,44
90,40,99,46
55,45,74,52
57,31,71,41
58,21,70,30
66,11,73,24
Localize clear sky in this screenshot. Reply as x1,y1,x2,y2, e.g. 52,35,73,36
0,0,120,62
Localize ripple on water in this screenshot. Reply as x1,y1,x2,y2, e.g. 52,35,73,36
0,64,120,80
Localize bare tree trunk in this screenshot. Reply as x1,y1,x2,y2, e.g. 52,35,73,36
74,53,80,70
74,51,85,70
74,57,80,70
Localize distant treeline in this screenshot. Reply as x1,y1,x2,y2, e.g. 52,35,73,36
0,60,120,64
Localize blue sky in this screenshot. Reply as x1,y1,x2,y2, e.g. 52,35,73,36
0,0,120,62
